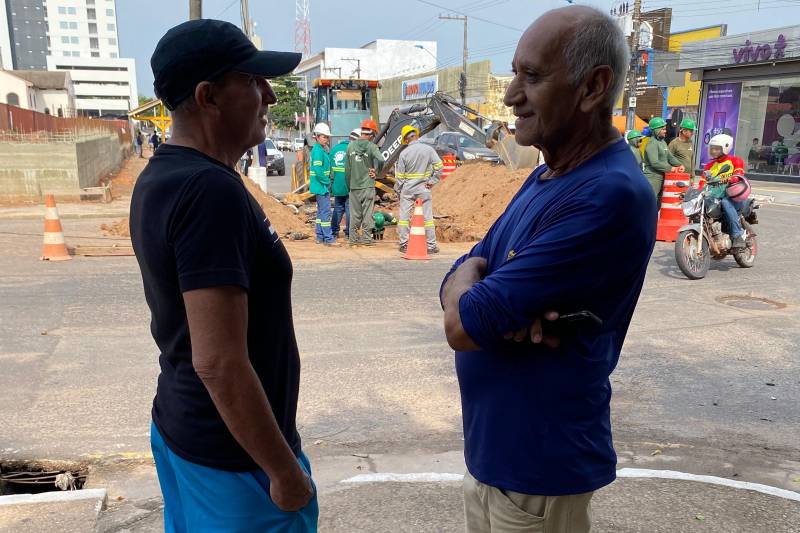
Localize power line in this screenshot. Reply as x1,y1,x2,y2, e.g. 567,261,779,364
414,0,525,32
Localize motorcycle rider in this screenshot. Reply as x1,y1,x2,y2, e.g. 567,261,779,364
643,117,684,206
395,125,444,254
702,134,747,250
626,130,644,169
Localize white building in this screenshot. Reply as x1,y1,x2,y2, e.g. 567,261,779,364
1,0,137,116
9,69,75,116
294,39,437,88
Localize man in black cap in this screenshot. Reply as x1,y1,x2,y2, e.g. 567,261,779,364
130,20,317,531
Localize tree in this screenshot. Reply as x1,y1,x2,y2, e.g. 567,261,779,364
138,95,152,107
269,76,305,130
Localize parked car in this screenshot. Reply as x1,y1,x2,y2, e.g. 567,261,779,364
262,138,285,176
293,137,305,151
275,137,292,151
433,131,502,164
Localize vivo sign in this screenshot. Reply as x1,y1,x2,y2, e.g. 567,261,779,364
733,34,787,64
401,75,437,101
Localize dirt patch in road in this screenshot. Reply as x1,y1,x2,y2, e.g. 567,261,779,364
100,218,130,237
241,177,310,236
432,162,531,242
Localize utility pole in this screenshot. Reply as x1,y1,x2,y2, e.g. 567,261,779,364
625,0,642,131
342,58,361,79
240,0,251,37
189,0,202,20
440,14,468,106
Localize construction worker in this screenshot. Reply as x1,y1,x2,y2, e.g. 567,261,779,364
345,118,384,247
668,118,697,178
626,130,643,169
310,122,339,246
643,116,683,206
330,128,360,239
395,125,443,254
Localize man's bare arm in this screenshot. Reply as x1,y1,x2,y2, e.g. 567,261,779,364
442,258,486,351
183,286,312,511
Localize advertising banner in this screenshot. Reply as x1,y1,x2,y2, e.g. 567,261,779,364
401,75,438,101
699,82,742,166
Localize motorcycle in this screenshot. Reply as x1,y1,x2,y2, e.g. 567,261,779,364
674,180,759,280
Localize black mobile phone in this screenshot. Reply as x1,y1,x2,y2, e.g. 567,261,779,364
543,310,603,337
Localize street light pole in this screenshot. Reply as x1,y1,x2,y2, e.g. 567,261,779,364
439,14,468,106
189,0,202,20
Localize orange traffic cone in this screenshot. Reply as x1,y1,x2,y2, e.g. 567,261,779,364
41,194,72,261
403,198,430,261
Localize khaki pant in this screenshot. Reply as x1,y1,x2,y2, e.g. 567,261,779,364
463,471,593,533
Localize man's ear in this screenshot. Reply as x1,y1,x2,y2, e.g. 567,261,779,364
579,65,614,113
193,81,217,112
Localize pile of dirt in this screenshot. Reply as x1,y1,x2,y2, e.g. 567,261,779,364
100,218,130,237
432,162,531,242
240,177,310,236
98,179,310,239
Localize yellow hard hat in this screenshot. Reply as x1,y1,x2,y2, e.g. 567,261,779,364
401,125,420,143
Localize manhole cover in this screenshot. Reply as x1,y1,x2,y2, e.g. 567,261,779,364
715,295,786,311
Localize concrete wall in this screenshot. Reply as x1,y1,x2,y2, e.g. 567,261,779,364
0,134,124,202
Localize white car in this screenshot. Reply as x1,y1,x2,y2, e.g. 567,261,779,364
293,137,305,151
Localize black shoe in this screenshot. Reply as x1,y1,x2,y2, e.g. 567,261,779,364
731,235,746,250
427,246,440,254
399,244,407,253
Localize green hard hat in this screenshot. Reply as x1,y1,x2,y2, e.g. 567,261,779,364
679,118,697,131
373,211,385,230
648,117,667,131
626,129,643,140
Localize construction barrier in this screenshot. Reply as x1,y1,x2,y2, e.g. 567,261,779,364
248,166,268,193
441,153,457,180
403,198,430,261
41,194,71,261
656,172,691,243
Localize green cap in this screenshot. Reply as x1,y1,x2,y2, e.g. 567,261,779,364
679,118,696,131
649,117,667,131
626,129,643,140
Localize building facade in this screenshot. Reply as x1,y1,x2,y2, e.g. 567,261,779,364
10,69,74,115
679,25,800,179
1,0,136,116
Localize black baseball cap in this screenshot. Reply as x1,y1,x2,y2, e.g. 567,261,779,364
151,19,302,110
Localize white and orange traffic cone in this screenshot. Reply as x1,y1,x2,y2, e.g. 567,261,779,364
403,198,430,261
41,194,72,261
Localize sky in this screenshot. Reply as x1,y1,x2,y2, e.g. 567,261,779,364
118,0,800,98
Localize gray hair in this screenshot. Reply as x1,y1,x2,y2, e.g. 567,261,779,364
563,8,630,108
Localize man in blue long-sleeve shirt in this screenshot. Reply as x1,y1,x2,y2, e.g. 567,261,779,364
440,6,656,532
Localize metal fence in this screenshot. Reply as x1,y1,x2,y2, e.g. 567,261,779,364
0,103,131,144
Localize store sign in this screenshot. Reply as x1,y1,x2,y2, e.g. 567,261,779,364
733,34,787,64
699,82,742,167
401,75,437,101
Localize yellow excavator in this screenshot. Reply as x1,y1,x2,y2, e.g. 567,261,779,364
287,91,538,204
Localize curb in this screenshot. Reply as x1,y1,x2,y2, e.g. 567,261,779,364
0,488,107,508
0,212,130,221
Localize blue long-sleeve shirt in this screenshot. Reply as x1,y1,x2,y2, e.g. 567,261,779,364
441,139,656,495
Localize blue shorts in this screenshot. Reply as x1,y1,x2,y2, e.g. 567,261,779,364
151,421,318,532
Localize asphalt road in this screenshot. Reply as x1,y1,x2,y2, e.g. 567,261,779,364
0,181,799,531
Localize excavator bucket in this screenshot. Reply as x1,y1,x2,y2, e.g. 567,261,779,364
486,123,540,170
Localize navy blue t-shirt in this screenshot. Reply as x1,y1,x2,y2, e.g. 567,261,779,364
130,144,301,471
442,139,656,495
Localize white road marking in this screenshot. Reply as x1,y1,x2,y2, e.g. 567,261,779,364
0,488,107,507
341,469,800,502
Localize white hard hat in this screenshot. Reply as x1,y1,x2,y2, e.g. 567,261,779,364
708,133,733,156
313,122,331,137
349,128,361,140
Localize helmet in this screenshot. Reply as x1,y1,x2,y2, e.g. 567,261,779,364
648,117,667,132
679,118,697,131
349,128,361,140
401,125,420,143
626,129,643,140
360,118,379,132
708,133,733,156
642,126,650,137
373,211,385,230
726,176,751,201
313,122,331,137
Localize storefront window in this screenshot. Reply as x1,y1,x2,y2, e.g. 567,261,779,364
737,76,800,177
